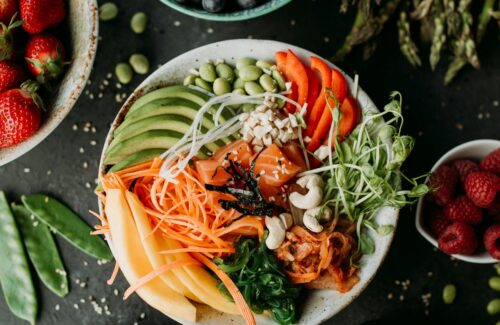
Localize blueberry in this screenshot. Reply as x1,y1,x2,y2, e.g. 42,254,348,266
237,0,259,9
202,0,226,12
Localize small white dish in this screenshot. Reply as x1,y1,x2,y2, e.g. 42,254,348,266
0,0,98,166
415,139,500,264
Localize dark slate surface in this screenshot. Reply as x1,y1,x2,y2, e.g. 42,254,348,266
1,0,499,324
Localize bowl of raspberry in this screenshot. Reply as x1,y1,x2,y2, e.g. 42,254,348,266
0,0,98,166
416,139,500,264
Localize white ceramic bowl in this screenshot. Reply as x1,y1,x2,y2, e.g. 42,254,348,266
415,139,500,264
98,39,399,325
0,0,98,166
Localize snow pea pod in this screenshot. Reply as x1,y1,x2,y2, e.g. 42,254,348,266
0,192,37,324
12,204,69,297
21,195,112,261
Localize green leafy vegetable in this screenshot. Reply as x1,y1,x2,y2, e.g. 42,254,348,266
214,235,301,325
303,92,429,254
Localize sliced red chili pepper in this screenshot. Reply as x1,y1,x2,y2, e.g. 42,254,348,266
307,68,350,152
275,51,287,73
323,96,360,148
305,56,332,138
331,68,348,104
285,50,309,112
305,66,320,118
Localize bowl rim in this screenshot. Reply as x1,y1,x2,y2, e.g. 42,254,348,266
0,0,99,167
97,39,400,324
159,0,293,22
415,138,500,264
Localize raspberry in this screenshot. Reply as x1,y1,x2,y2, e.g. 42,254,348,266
444,195,483,225
480,148,500,174
483,224,500,260
465,171,500,208
428,165,459,206
438,222,478,255
428,209,451,237
452,159,479,183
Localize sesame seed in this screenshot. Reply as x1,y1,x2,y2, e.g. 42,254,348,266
90,140,97,146
47,170,52,175
24,168,30,173
140,312,146,319
83,162,88,169
387,293,393,300
113,289,119,296
290,20,296,26
101,298,106,303
84,261,88,267
207,27,214,34
74,304,79,309
106,73,112,79
80,282,87,288
324,36,330,43
174,21,181,26
55,304,60,311
85,182,91,189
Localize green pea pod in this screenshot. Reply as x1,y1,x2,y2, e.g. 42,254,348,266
0,192,37,324
12,204,69,297
21,195,112,261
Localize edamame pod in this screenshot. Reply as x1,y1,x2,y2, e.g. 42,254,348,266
21,195,113,261
239,65,263,81
259,74,277,92
12,204,69,298
199,63,217,82
215,63,235,83
236,57,256,70
272,69,286,90
233,78,245,89
195,77,213,92
183,75,196,86
213,78,231,95
256,59,273,71
244,81,264,95
0,192,37,324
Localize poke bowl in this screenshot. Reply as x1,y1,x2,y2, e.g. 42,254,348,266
0,0,98,166
96,39,424,325
159,0,293,22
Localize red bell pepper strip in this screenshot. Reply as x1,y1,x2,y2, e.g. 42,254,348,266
285,50,309,112
305,57,332,138
275,51,287,73
323,96,360,147
306,68,349,152
331,68,348,104
305,66,320,118
281,142,308,171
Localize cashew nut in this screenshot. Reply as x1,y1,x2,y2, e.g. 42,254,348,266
265,216,286,250
303,206,332,233
289,175,324,209
279,213,293,229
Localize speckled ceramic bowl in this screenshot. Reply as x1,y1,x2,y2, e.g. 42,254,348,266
415,139,500,264
159,0,292,21
0,0,98,167
98,39,399,325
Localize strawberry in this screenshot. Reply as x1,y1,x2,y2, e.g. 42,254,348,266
20,0,65,34
0,81,42,148
25,34,65,83
465,171,500,208
452,159,479,184
0,15,23,60
480,148,500,175
428,165,459,206
0,0,17,23
0,60,27,93
443,195,483,225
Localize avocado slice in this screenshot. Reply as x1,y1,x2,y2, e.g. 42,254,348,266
104,130,210,165
108,114,226,152
108,149,166,172
128,85,210,115
115,98,212,136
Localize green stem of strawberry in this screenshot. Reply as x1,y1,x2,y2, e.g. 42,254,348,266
20,80,45,111
0,13,24,61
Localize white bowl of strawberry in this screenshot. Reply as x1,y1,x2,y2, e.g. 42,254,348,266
0,0,97,166
416,139,500,264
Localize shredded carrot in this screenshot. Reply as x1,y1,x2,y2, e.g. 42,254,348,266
123,260,200,300
107,261,120,285
194,253,255,325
